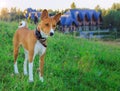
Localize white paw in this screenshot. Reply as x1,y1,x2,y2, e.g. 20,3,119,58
15,72,19,74
29,77,34,82
40,77,44,82
24,72,28,75
29,79,34,83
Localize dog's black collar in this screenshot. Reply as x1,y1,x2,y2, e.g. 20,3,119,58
35,28,45,39
35,28,47,47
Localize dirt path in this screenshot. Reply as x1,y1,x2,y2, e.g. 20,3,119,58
99,40,120,47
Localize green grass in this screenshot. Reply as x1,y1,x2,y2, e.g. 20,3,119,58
0,21,120,91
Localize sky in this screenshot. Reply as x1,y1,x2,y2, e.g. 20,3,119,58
0,0,120,11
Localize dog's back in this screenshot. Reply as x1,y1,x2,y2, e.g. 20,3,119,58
13,21,36,51
15,21,29,41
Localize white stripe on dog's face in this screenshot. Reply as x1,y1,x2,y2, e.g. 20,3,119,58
50,28,54,34
50,28,54,36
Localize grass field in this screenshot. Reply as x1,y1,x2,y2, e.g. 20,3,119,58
0,21,120,91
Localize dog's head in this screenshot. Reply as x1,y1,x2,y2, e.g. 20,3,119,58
37,9,61,38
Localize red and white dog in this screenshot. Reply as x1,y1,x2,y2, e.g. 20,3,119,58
13,9,61,82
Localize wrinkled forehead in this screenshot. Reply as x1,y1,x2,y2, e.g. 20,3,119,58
42,17,56,24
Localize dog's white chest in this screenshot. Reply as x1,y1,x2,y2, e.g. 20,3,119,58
34,40,46,56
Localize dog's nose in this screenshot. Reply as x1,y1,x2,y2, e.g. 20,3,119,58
50,32,54,36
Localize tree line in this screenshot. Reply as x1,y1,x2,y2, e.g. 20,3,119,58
0,7,24,21
94,3,120,31
0,7,60,22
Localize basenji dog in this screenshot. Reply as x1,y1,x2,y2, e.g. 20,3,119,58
13,9,61,82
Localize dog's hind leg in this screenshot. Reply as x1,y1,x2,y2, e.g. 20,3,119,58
13,39,19,74
23,49,28,75
39,53,45,82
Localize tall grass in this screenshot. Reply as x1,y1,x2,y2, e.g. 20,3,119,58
0,21,120,91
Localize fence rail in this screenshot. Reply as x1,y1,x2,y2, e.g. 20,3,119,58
76,29,117,39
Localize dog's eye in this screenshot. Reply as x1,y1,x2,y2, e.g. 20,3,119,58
45,23,49,27
53,25,56,28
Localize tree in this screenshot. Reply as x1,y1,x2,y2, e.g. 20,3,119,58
101,9,107,16
71,2,76,9
111,3,120,10
0,8,9,21
9,7,24,21
17,8,24,22
10,7,17,21
95,5,101,11
103,10,120,31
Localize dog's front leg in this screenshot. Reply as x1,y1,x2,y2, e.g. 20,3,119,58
28,51,34,82
39,54,45,82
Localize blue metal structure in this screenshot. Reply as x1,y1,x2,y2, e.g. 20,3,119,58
24,8,41,20
59,9,102,27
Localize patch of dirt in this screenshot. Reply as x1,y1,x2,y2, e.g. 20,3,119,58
100,40,120,46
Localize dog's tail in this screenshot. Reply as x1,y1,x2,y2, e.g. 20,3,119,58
18,21,27,28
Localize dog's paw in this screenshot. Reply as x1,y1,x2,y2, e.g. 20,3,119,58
29,80,34,83
29,77,34,83
24,72,28,76
40,77,44,82
14,72,19,75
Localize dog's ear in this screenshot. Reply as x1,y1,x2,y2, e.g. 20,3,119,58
41,9,48,20
53,13,61,23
